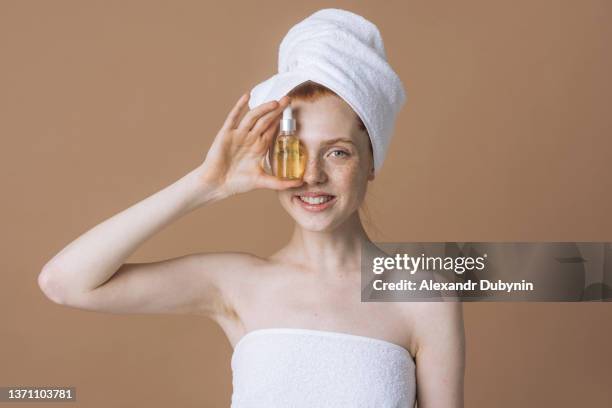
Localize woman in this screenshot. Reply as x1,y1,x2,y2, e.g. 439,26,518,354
38,81,465,407
39,9,464,408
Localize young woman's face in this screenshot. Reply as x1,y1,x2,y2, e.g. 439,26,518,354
274,94,374,232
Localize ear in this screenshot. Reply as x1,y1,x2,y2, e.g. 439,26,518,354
367,164,375,181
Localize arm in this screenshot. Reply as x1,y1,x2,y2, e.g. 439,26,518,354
414,302,465,408
38,92,301,318
38,167,215,305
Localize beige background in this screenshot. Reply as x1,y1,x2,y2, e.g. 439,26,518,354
1,1,611,406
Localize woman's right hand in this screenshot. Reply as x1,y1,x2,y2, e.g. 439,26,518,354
195,92,304,200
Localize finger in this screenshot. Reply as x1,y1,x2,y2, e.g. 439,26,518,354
260,120,280,150
238,100,279,131
251,96,291,136
250,105,284,137
257,174,304,191
222,93,249,130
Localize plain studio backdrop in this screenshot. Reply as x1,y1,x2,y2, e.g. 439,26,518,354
1,1,611,406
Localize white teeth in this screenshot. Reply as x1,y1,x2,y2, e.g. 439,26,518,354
298,195,333,205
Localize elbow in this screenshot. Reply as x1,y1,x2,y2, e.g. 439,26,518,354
38,267,69,305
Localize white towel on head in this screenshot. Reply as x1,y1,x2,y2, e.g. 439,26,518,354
248,8,407,174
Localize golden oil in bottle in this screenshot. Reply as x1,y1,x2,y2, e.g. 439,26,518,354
275,106,306,179
275,134,306,179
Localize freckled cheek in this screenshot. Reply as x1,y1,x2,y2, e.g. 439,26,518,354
328,162,365,194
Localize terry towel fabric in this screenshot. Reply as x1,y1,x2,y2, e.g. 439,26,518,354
230,328,416,407
247,8,407,174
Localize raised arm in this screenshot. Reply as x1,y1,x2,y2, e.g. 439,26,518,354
38,92,302,319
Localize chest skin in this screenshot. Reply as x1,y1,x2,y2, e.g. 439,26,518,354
214,258,419,359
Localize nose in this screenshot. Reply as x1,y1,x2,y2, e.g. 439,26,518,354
302,154,328,185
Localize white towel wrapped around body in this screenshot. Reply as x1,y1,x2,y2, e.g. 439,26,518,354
248,8,407,174
230,328,416,407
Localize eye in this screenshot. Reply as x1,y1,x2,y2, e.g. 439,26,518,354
328,149,350,158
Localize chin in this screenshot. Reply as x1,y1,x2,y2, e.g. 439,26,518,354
294,217,338,232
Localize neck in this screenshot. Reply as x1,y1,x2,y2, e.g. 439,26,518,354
280,211,371,277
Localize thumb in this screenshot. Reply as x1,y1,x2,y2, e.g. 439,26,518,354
257,174,304,191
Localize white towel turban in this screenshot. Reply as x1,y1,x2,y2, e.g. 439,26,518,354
248,8,407,174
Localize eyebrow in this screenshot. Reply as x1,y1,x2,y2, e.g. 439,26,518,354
321,138,356,146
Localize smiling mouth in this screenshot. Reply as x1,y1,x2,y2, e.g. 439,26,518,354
297,195,335,204
293,194,337,212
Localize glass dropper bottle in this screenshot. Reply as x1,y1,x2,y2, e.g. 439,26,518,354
274,105,306,179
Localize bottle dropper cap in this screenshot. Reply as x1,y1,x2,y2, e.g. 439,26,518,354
280,105,296,133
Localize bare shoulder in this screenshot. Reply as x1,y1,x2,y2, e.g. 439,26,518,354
205,251,269,286
199,251,278,340
395,301,465,352
204,250,271,308
194,251,265,274
193,250,268,296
